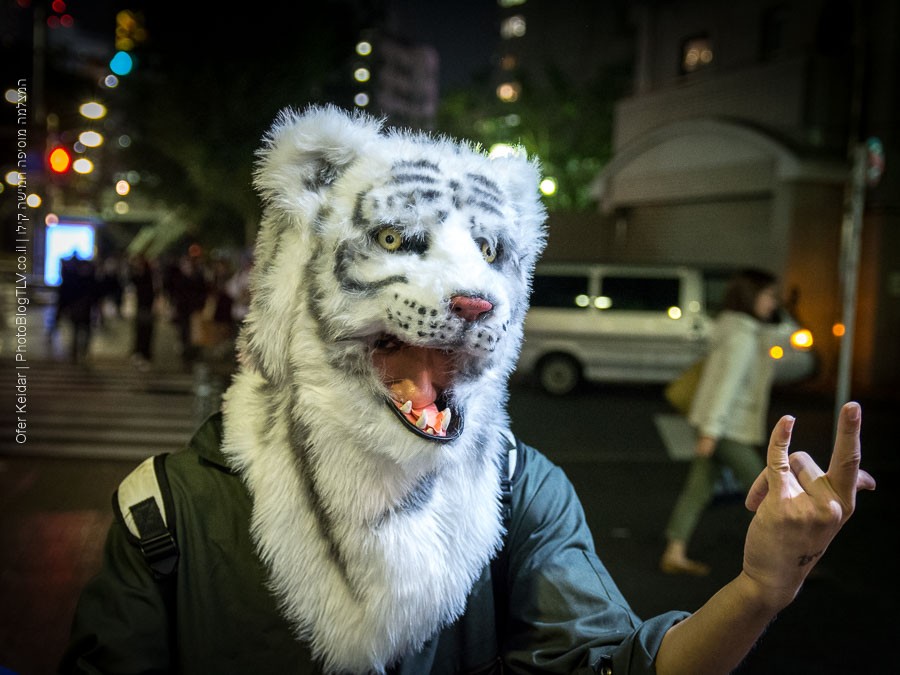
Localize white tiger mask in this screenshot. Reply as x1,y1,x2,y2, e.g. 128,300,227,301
244,105,546,450
221,105,547,673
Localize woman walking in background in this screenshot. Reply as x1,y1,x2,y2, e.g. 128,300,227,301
660,268,782,575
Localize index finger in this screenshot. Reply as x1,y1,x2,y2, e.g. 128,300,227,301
827,401,863,500
765,414,795,498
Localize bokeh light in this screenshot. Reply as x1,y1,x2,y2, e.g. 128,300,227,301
110,51,134,76
79,131,104,147
72,158,94,174
79,101,107,119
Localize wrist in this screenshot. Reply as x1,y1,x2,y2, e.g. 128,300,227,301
735,570,798,614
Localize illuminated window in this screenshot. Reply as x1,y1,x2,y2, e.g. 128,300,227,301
500,15,526,39
681,35,714,74
496,81,521,102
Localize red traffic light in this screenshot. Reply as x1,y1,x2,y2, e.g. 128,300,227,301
48,146,72,173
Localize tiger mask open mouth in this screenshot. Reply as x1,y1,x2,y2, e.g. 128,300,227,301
371,293,499,441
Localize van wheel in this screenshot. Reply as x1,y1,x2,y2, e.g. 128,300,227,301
537,354,581,396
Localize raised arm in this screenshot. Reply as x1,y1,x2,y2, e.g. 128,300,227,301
654,401,876,675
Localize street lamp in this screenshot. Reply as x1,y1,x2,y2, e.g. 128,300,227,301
78,130,104,147
79,101,107,120
72,157,94,174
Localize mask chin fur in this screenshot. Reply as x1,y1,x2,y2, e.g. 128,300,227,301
223,103,547,673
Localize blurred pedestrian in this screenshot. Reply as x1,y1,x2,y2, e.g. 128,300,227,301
53,253,79,334
210,256,236,339
164,254,208,368
660,268,781,575
129,254,158,370
62,258,100,365
97,254,125,321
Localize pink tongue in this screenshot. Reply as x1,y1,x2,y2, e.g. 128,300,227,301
373,346,453,435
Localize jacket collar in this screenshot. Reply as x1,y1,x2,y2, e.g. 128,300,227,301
187,411,232,470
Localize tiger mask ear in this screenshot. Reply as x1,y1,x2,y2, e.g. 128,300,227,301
252,104,385,224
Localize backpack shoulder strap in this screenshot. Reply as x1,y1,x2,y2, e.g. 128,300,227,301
492,430,519,652
498,429,518,529
114,453,179,579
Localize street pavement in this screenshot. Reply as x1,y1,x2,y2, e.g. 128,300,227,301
0,299,896,674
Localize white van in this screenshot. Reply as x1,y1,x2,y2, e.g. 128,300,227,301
516,263,817,395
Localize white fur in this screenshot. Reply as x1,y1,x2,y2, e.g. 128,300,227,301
222,104,547,672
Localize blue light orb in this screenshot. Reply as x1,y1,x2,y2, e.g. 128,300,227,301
109,51,134,76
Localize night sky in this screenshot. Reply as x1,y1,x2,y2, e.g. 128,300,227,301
39,0,501,93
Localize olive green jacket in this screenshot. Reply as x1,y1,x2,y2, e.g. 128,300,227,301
61,414,687,674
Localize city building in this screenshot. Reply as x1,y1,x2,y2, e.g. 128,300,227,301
542,0,899,394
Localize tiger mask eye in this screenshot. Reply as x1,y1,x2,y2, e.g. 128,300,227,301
478,239,498,263
377,227,403,252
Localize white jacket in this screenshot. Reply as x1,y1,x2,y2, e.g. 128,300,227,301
688,310,775,445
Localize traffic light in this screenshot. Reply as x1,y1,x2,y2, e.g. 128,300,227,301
48,146,72,173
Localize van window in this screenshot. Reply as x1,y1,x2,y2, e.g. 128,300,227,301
600,276,680,312
531,274,590,309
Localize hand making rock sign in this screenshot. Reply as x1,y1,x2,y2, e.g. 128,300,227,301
655,401,877,675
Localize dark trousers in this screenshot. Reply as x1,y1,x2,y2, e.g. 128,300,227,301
133,309,154,360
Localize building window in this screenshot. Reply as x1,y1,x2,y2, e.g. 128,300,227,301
500,15,526,39
496,81,521,102
680,34,714,74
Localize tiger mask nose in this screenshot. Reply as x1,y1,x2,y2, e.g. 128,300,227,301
449,295,493,322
